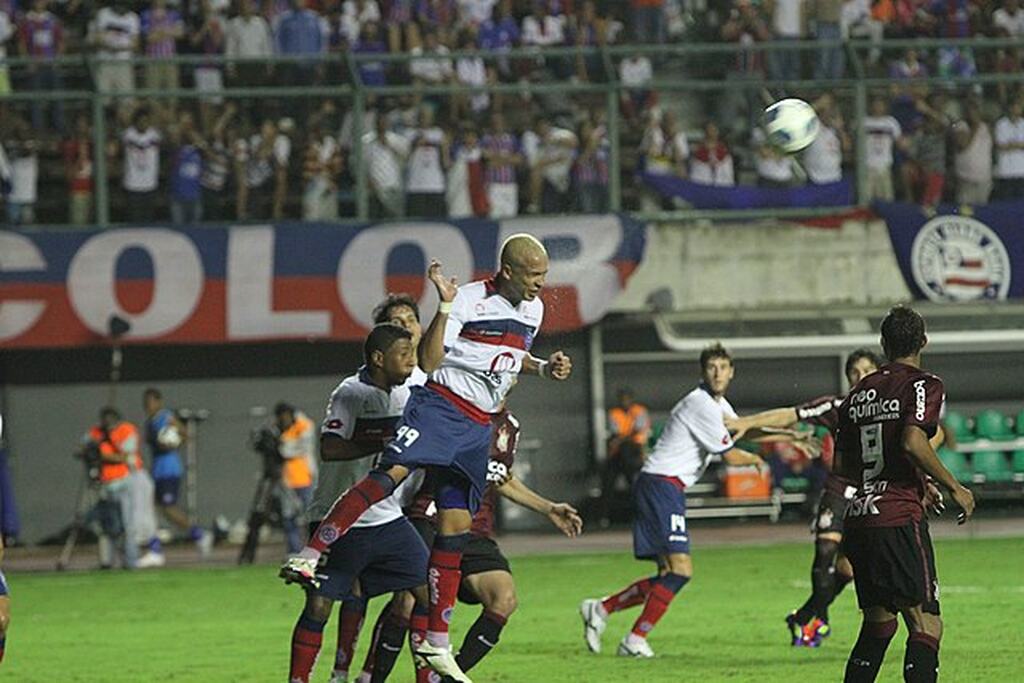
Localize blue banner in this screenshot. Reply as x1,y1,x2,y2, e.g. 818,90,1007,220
641,172,855,209
876,201,1019,302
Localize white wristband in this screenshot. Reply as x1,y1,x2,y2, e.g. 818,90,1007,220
438,301,453,314
537,360,550,378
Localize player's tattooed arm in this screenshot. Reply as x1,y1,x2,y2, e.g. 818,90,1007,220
419,259,459,373
497,477,583,537
903,425,975,524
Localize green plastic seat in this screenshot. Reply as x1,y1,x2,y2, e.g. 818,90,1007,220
938,447,972,484
1011,450,1024,473
971,450,1013,484
648,422,665,449
943,410,975,443
975,409,1014,442
1016,410,1024,436
781,477,809,493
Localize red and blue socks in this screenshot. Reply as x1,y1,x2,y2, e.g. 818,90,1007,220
308,471,396,554
426,532,470,648
630,573,690,639
602,576,656,615
844,619,897,682
456,609,508,672
903,632,939,683
289,614,326,683
333,598,367,679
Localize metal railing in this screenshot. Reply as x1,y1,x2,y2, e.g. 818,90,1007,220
1,36,1020,227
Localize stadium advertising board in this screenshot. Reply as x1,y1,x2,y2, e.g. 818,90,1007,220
0,215,646,349
876,202,1022,303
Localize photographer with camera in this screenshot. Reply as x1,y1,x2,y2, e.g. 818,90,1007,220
78,407,144,570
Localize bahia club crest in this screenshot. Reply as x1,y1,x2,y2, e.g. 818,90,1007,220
910,215,1011,302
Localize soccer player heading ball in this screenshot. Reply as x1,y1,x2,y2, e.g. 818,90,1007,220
282,233,572,683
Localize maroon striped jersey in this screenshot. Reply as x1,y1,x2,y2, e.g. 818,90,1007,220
405,410,520,539
835,363,945,528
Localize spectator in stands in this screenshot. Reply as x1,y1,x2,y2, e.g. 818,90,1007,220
416,0,458,44
598,388,651,526
619,52,655,128
226,0,274,87
993,0,1024,36
118,107,163,223
89,0,141,126
690,122,735,187
453,29,493,117
169,113,204,225
522,0,568,78
719,0,770,133
63,113,94,225
863,95,903,202
191,0,226,134
842,0,884,66
929,0,978,81
479,0,520,81
481,111,522,218
524,115,578,213
3,115,39,226
994,97,1024,200
802,95,851,185
141,0,185,122
630,0,665,44
275,0,325,90
363,112,410,218
889,48,929,131
18,0,65,133
409,28,454,94
902,95,949,207
460,0,497,28
995,47,1023,107
405,105,450,217
811,0,844,80
953,101,993,205
663,110,689,179
273,117,294,218
574,117,610,212
572,0,605,82
301,120,343,220
446,121,488,218
342,0,381,46
766,0,806,83
200,103,237,221
353,20,388,86
752,125,798,188
384,0,418,54
235,118,288,220
0,8,12,98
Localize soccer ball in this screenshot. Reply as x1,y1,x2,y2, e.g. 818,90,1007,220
157,425,183,449
763,98,820,153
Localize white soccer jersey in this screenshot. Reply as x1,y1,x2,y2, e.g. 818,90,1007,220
309,367,424,526
432,279,544,414
642,385,737,487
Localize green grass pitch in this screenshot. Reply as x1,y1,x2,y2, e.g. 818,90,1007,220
6,536,1023,681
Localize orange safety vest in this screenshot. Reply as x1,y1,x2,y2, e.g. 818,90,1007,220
280,413,315,490
89,421,143,483
608,403,651,447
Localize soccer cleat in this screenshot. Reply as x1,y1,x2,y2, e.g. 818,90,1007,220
279,556,321,589
327,672,347,683
579,598,608,653
137,551,166,569
413,640,473,683
803,617,831,646
617,635,655,658
785,611,806,647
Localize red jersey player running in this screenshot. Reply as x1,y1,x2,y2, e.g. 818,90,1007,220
281,234,572,683
834,306,974,683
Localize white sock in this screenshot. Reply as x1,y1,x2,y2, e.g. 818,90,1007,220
297,547,321,561
625,632,647,646
595,602,609,619
425,630,450,648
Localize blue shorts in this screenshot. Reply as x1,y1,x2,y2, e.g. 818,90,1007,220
633,473,690,560
308,518,429,602
380,385,493,514
0,570,8,596
154,477,181,506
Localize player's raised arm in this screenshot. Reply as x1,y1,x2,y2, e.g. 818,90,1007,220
497,477,583,537
902,426,974,524
418,259,459,373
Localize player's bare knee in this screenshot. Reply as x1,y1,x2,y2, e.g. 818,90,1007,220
665,553,692,578
0,612,9,634
396,588,421,617
488,587,518,617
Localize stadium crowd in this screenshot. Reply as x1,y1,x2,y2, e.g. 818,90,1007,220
0,0,1022,224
